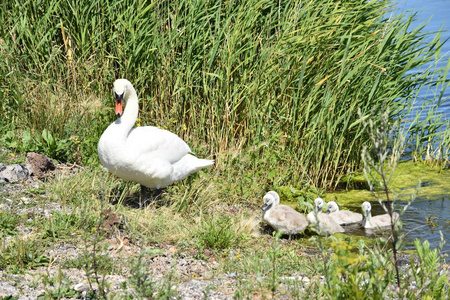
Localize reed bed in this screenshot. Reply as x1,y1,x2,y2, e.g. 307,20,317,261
0,0,448,188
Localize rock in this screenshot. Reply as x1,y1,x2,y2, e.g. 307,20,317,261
73,282,90,293
26,152,56,180
0,163,33,183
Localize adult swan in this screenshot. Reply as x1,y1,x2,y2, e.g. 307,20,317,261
98,79,214,202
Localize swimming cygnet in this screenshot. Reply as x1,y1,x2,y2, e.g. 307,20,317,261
262,191,308,238
326,201,363,225
306,198,345,235
361,201,399,229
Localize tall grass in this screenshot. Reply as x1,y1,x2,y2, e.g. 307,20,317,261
0,0,448,188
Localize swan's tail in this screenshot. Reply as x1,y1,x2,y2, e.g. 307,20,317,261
194,158,215,169
171,154,214,182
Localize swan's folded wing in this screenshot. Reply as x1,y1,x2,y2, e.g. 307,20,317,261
126,126,192,163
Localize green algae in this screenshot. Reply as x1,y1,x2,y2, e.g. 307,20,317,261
325,160,450,208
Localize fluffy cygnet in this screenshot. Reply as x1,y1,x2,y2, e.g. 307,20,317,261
361,201,399,229
306,198,345,235
262,191,308,238
326,201,363,225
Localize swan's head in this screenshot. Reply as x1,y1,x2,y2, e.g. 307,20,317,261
314,197,324,212
326,201,339,214
361,201,372,217
262,191,280,212
113,79,132,117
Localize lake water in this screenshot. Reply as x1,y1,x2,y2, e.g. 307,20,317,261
345,199,450,259
350,0,450,259
394,0,450,121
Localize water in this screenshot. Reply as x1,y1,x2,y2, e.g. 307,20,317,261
388,0,450,258
342,198,449,262
393,0,450,121
368,200,448,254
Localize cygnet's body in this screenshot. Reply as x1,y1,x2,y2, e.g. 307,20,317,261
98,79,214,200
262,191,308,238
307,198,345,235
361,201,399,229
326,201,363,225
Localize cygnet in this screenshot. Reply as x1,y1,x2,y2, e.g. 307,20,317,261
361,201,399,229
262,191,308,239
306,198,345,235
326,201,363,225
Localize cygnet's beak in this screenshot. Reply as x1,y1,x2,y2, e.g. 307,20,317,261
114,92,124,116
262,203,268,211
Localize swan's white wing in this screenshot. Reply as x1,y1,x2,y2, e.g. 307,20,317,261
126,126,191,163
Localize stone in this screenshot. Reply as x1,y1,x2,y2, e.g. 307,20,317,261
26,152,56,180
0,163,33,183
73,282,90,293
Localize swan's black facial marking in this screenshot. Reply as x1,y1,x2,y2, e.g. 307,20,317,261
114,91,124,102
114,92,124,117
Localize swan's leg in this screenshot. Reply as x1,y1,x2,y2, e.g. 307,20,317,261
140,185,163,207
152,188,163,199
140,185,149,208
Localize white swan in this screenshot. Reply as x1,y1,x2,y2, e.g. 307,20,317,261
326,201,363,225
361,201,399,229
98,79,214,200
306,198,345,235
262,191,308,239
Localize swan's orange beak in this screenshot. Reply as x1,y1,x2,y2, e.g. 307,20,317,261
115,100,123,116
114,92,124,117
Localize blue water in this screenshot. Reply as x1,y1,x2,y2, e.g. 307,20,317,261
393,0,450,260
355,0,450,260
394,0,450,121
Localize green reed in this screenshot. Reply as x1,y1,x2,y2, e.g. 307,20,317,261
0,0,448,187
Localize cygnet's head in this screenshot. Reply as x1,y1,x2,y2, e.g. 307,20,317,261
262,191,280,212
113,79,131,116
326,201,339,214
361,201,372,217
314,197,324,212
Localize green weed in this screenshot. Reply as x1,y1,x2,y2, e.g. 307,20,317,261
0,237,50,273
0,211,21,237
196,215,241,250
122,248,177,299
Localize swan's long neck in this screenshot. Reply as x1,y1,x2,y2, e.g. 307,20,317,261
363,210,372,227
114,84,139,135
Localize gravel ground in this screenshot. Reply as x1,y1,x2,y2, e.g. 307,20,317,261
0,157,448,299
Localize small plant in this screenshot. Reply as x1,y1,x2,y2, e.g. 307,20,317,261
41,212,82,240
124,248,178,299
0,237,50,273
1,129,73,162
406,238,449,299
196,215,240,250
38,266,80,299
0,210,21,237
268,231,283,297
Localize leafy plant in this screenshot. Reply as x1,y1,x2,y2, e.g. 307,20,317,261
38,267,81,299
406,239,449,299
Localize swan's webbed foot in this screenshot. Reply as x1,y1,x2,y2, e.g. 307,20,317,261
140,185,164,208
